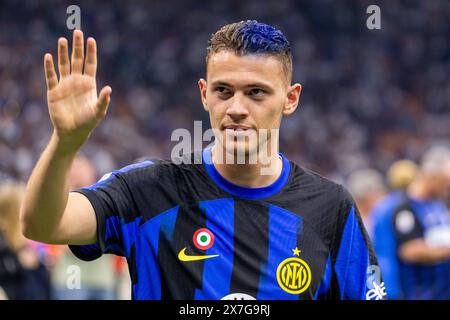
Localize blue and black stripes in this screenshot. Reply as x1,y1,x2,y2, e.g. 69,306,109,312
68,150,383,300
195,199,235,299
334,206,373,300
257,204,303,300
134,206,178,299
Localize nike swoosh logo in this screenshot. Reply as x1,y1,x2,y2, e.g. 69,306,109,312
178,247,219,262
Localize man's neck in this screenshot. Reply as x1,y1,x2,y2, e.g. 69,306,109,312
211,146,283,188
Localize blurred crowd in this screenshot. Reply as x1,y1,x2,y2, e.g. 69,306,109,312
348,146,450,300
0,0,449,299
0,154,130,300
1,0,450,181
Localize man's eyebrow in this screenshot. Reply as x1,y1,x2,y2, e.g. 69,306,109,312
210,81,274,90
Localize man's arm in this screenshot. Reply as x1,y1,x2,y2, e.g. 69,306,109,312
20,132,97,244
398,239,450,264
329,186,387,300
20,30,111,245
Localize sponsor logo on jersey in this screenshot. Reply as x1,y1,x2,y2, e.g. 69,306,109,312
178,247,219,262
276,247,312,294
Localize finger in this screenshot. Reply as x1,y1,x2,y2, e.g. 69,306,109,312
44,53,58,90
71,29,84,74
96,86,112,118
84,37,97,78
58,37,70,78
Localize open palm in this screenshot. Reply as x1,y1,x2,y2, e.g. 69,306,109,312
44,30,111,146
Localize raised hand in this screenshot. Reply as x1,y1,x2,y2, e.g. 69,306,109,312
44,30,111,149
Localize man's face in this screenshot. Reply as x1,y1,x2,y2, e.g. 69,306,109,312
198,51,301,161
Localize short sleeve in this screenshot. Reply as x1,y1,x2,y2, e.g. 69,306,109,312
69,161,153,261
333,187,388,300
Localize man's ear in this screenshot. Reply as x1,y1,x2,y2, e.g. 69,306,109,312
283,83,302,116
198,78,209,112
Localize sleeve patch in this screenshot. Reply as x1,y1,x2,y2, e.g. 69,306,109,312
395,210,415,234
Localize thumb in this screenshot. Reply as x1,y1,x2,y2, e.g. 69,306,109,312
96,86,112,118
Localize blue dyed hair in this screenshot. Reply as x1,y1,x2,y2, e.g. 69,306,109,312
206,20,292,81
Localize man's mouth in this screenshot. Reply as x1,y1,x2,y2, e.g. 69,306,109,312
222,125,255,136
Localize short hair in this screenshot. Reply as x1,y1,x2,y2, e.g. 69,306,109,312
387,159,418,190
421,146,450,175
206,20,293,83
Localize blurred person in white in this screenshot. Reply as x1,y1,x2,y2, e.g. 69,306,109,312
51,154,116,299
0,181,50,299
346,168,387,234
374,147,450,299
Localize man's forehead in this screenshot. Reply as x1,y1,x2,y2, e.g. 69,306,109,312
206,51,285,84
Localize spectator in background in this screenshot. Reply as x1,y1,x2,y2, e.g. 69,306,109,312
375,147,450,299
371,159,419,299
387,160,419,192
51,154,117,300
0,181,50,299
346,168,387,233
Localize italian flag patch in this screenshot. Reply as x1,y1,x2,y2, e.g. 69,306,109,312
193,228,215,250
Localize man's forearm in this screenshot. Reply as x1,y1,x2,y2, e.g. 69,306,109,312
20,131,79,242
399,239,450,264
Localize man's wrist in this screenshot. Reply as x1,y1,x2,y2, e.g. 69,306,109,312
50,131,87,157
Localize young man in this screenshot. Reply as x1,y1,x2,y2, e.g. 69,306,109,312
21,21,385,300
374,147,450,299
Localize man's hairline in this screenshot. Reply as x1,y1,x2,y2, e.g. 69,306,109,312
205,50,293,86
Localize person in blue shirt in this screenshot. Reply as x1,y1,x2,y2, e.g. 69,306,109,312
373,147,450,299
21,21,385,300
371,159,418,299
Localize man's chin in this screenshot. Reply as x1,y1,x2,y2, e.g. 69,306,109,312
218,143,259,165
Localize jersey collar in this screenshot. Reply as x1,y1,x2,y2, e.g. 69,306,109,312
202,146,291,199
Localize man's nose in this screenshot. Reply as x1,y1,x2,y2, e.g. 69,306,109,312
226,93,249,121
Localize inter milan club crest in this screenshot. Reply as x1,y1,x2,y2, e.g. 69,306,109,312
276,247,312,294
193,228,215,250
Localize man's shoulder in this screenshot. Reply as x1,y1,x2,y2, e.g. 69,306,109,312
287,161,351,204
270,160,354,237
277,161,357,250
111,152,204,183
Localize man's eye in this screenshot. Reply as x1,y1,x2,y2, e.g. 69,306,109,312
215,87,231,96
249,88,265,96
